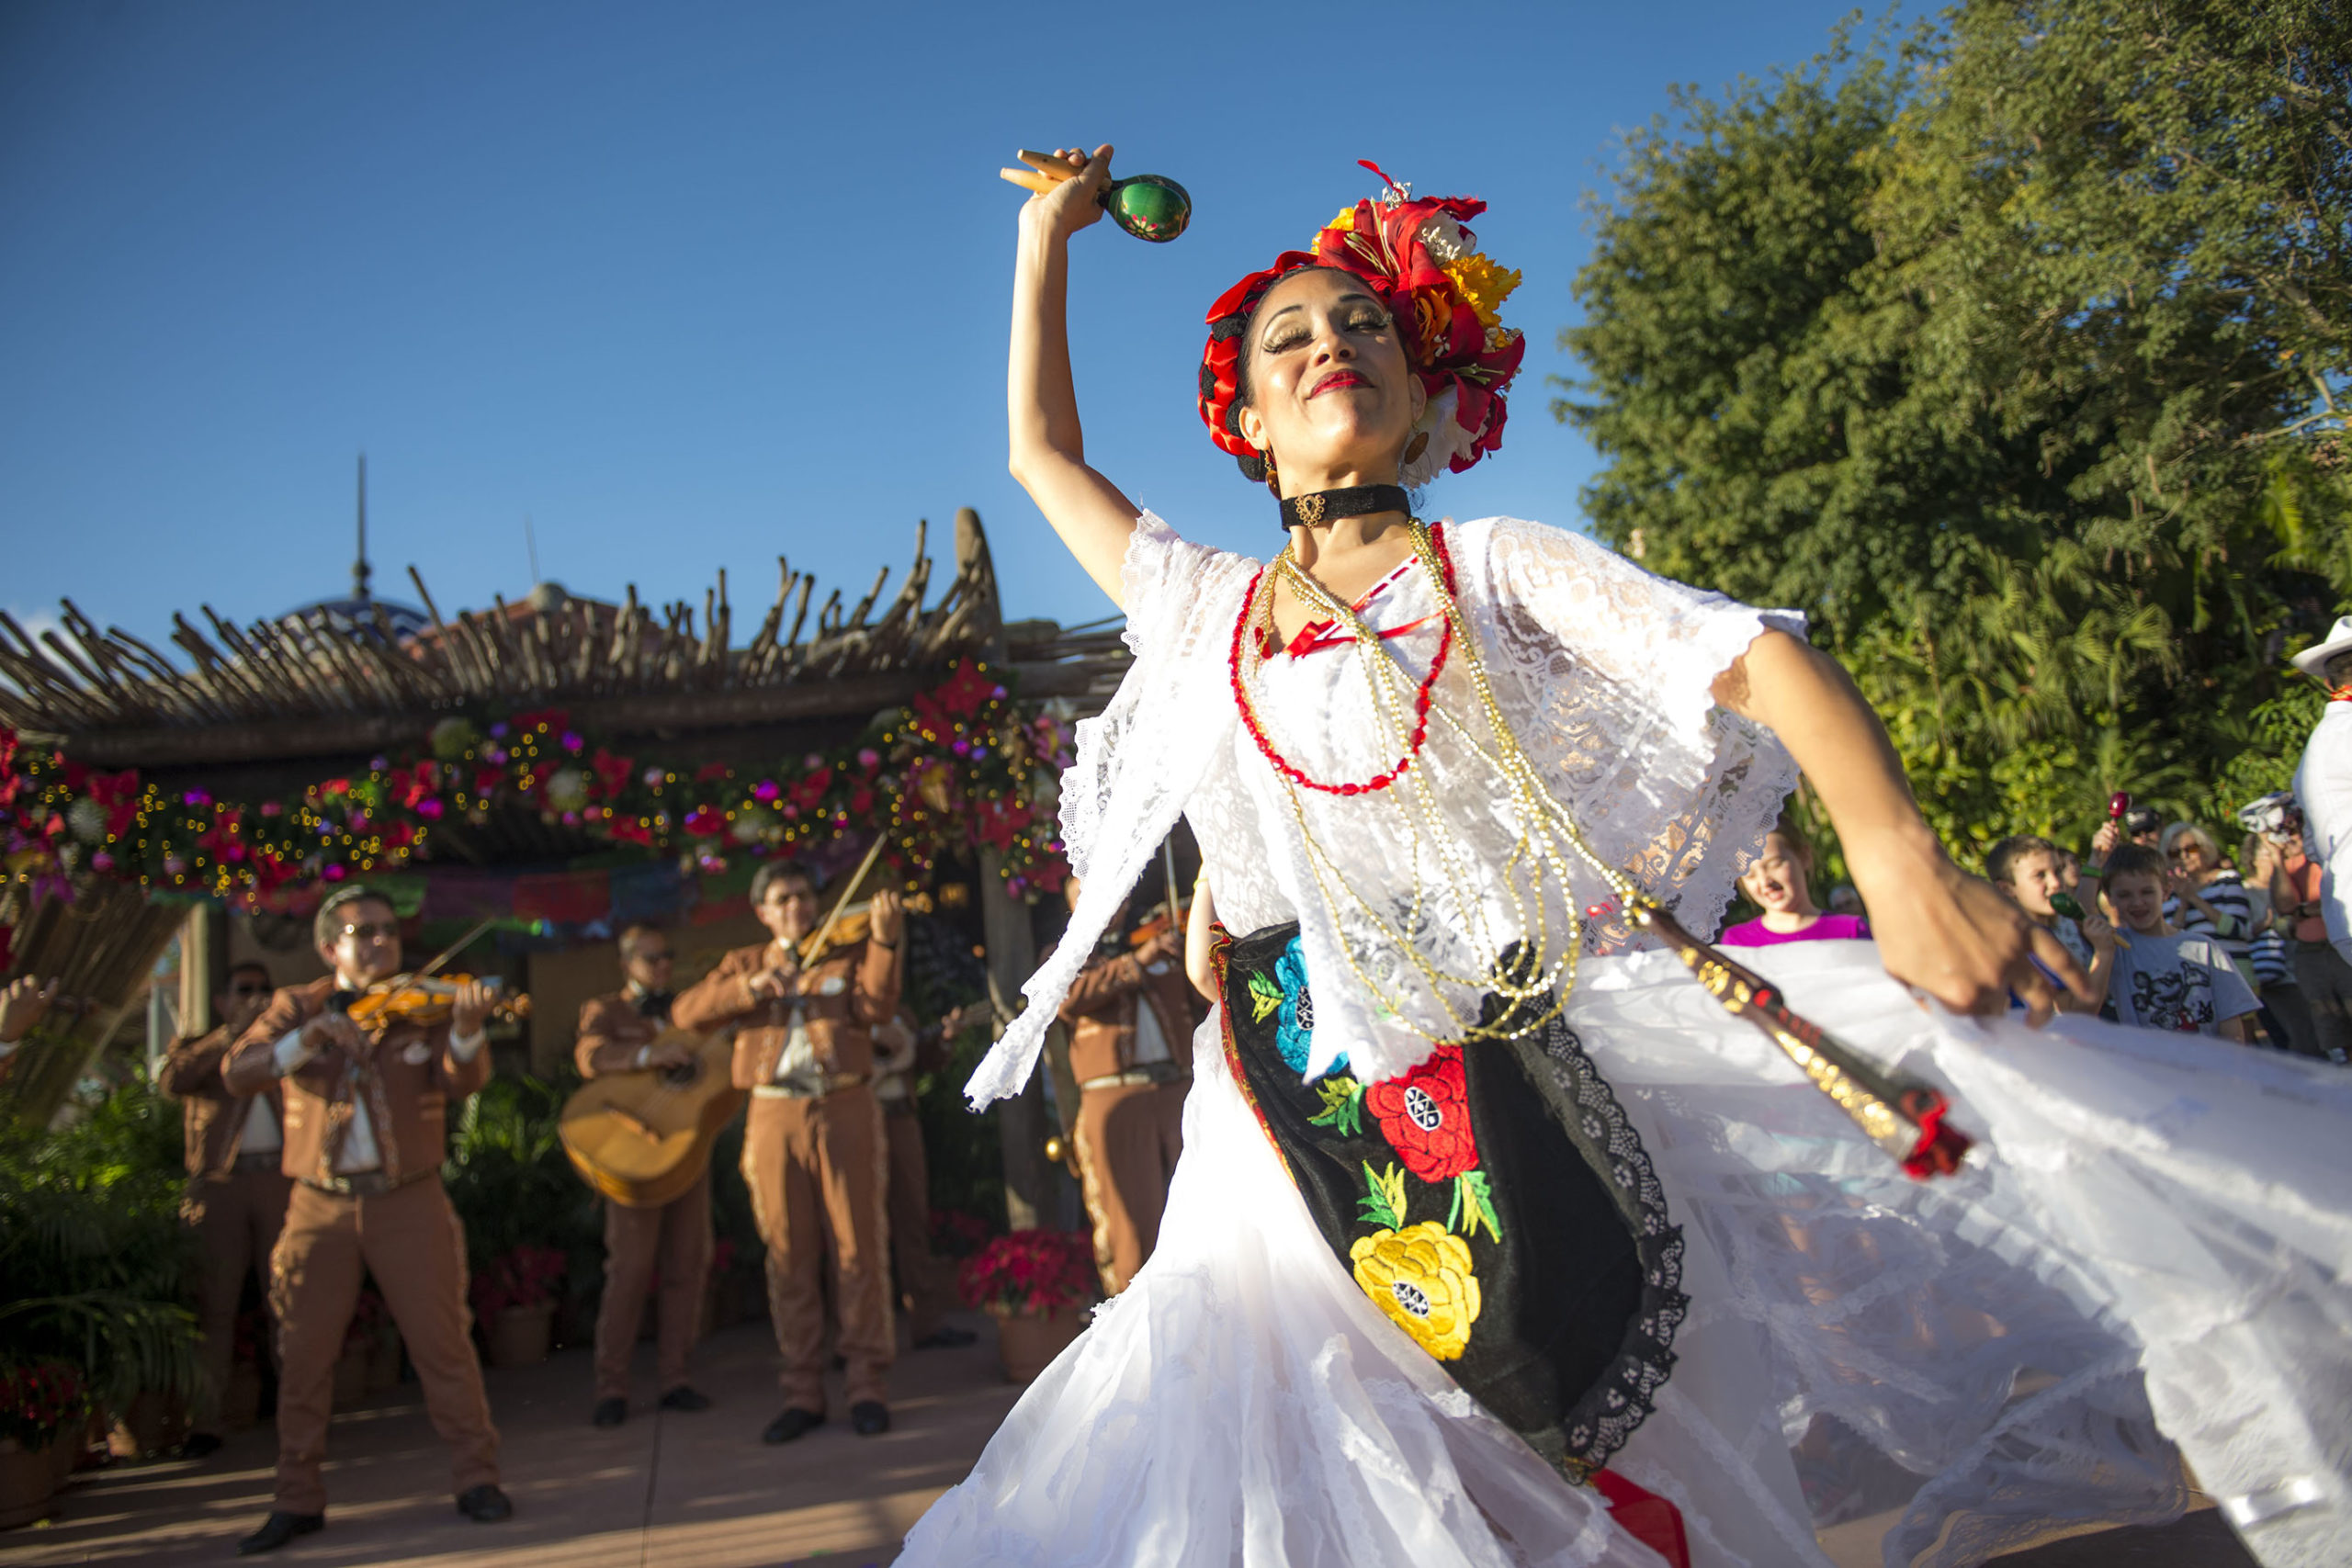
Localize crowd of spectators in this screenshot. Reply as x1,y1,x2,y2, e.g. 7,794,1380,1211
1720,617,2352,1065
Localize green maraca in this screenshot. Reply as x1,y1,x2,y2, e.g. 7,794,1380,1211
1002,151,1192,243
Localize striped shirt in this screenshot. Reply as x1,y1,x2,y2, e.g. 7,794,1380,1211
2165,870,2253,966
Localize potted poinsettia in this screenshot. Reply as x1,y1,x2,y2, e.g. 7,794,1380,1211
0,1360,88,1527
471,1245,568,1368
956,1230,1097,1382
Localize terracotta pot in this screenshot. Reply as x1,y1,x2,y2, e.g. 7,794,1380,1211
990,1303,1089,1383
331,1348,369,1410
107,1388,189,1460
0,1438,58,1529
487,1303,556,1369
223,1361,264,1432
50,1431,80,1486
367,1330,403,1393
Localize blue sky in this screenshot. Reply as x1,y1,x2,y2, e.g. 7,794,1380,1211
1,1,1887,652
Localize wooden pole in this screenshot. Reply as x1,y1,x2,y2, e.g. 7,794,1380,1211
175,905,219,1045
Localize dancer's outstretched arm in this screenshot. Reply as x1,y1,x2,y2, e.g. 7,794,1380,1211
1717,629,2092,1024
1009,143,1144,607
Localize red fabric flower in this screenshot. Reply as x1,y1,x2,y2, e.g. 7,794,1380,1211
933,660,998,718
682,804,726,838
1363,1044,1478,1182
589,748,634,798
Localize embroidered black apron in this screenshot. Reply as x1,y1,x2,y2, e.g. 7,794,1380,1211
1213,920,1685,1476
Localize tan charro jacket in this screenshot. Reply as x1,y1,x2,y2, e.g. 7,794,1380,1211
159,1022,288,1179
573,988,671,1077
223,976,492,1186
673,937,899,1089
1058,941,1205,1085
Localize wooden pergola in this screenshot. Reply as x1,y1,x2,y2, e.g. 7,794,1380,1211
0,508,1123,1225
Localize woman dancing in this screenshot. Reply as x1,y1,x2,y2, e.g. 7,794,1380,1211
898,148,2351,1568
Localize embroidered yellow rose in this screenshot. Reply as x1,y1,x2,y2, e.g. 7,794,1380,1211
1350,1222,1482,1360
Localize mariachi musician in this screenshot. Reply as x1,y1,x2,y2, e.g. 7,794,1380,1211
222,884,509,1555
158,959,289,1461
673,858,902,1444
1056,874,1206,1296
573,922,715,1427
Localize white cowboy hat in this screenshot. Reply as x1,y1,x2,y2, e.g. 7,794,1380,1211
2291,614,2352,680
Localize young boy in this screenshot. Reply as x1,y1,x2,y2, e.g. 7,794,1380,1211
1987,834,2114,1011
2098,843,2259,1042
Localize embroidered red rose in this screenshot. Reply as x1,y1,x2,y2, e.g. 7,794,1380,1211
1363,1044,1478,1182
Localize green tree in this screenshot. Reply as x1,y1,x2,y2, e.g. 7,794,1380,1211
1560,1,2350,861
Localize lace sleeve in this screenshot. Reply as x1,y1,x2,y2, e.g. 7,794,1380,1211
965,511,1258,1107
1472,516,1805,942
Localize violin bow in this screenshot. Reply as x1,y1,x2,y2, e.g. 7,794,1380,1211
1160,838,1182,928
797,836,890,966
376,914,500,998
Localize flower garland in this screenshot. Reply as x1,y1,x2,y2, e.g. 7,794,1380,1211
0,660,1074,909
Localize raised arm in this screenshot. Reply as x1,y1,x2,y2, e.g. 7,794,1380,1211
1007,143,1145,606
1716,629,2091,1023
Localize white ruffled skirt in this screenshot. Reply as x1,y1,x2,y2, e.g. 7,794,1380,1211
897,943,2352,1568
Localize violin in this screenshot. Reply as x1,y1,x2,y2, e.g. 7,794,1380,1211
797,893,935,965
341,975,531,1032
1126,898,1188,951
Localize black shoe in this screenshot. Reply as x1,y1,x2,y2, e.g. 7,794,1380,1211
590,1396,628,1427
850,1400,890,1437
176,1430,225,1460
912,1325,978,1349
658,1384,712,1412
762,1406,825,1444
236,1512,323,1555
455,1483,513,1522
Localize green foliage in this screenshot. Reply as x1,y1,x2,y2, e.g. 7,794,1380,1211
1561,1,2351,853
905,910,1004,1231
0,1076,199,1415
442,1071,604,1316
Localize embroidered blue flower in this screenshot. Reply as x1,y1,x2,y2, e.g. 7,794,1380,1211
1272,936,1344,1077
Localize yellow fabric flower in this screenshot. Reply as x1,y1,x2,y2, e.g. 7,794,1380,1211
1326,207,1357,236
1443,254,1523,330
1350,1222,1482,1360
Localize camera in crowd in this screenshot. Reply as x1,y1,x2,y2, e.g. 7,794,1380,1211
2237,792,2301,842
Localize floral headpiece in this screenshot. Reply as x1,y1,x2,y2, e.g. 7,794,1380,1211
1197,162,1524,490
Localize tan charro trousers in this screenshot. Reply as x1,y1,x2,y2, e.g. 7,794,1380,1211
268,1179,499,1514
883,1105,956,1342
741,1087,892,1409
1074,1080,1189,1295
592,1168,713,1399
187,1165,294,1433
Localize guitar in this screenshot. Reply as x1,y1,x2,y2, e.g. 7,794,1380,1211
559,1026,743,1209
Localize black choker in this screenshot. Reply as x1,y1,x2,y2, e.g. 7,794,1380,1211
1279,484,1409,530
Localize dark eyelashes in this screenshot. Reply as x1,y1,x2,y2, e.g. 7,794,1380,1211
1258,314,1390,355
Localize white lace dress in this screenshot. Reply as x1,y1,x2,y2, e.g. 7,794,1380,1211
906,513,2352,1568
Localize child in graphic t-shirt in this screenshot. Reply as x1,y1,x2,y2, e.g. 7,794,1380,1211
2098,844,2259,1042
1719,815,1871,948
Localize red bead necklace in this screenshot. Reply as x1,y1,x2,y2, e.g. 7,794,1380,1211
1228,522,1457,796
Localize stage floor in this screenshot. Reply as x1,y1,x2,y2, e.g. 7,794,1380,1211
2,1315,2254,1567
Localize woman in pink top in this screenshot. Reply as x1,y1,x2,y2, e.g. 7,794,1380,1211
1720,815,1871,946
